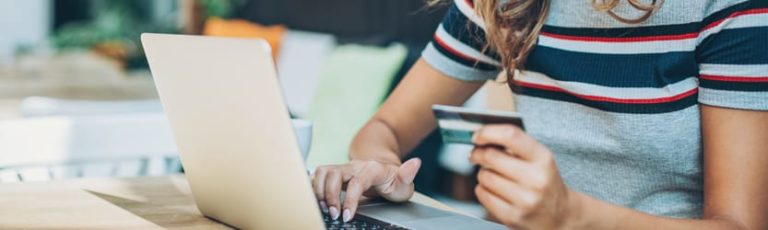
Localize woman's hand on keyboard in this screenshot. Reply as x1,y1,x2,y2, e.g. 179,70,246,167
311,158,421,222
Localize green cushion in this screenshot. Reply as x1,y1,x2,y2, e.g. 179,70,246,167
306,44,407,166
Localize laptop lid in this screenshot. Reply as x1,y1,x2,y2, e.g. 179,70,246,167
142,33,324,229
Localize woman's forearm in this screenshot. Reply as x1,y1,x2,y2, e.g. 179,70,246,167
348,59,486,165
571,191,745,230
348,118,407,165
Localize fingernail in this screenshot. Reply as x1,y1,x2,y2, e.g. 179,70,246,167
330,206,340,220
471,132,478,143
342,209,352,222
320,201,328,213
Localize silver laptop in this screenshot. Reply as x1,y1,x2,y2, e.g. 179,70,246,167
141,33,505,230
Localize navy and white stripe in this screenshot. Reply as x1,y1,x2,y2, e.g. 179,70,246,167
698,0,768,97
538,23,700,54
424,0,768,114
512,71,699,114
422,0,500,81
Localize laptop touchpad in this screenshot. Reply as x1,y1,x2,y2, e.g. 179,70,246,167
357,202,506,230
404,215,507,230
357,202,451,222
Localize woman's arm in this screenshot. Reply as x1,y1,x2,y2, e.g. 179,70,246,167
350,58,486,163
470,104,768,229
312,58,487,222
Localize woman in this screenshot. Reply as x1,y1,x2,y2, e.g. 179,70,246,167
312,0,768,228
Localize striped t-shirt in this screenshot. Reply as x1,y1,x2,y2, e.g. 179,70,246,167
423,0,768,218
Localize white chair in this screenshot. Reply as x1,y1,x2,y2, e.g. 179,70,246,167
19,96,163,117
0,113,180,183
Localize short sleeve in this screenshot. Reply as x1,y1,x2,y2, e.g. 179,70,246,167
697,0,768,111
421,0,502,82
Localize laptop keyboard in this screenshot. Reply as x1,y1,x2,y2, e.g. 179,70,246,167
322,212,409,230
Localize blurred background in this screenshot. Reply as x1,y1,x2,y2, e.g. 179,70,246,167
0,0,513,217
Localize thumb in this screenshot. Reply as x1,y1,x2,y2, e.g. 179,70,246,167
377,158,421,202
396,158,421,185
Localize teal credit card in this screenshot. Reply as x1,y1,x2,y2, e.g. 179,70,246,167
432,105,525,145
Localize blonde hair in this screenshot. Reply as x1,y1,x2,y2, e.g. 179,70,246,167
592,0,666,24
430,0,664,83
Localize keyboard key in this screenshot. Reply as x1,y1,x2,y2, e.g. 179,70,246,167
322,212,409,230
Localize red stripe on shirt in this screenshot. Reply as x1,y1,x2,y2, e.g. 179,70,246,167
702,8,768,31
539,32,698,43
514,81,699,104
464,0,474,8
700,74,768,83
433,34,488,65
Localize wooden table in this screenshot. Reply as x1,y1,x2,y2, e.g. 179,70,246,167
0,175,457,229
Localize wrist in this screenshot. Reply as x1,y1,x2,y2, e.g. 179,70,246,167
561,189,587,229
349,151,402,166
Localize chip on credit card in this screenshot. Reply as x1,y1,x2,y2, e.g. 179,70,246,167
433,104,525,145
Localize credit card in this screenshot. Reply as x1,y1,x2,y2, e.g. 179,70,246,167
432,104,525,145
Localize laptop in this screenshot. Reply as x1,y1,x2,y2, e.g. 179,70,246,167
141,33,505,230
